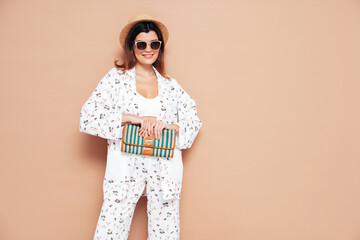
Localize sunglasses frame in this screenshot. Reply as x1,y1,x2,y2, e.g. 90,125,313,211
133,40,162,51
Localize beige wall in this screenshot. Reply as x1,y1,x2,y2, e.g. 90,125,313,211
1,0,360,239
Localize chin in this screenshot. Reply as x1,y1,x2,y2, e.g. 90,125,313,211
138,58,157,65
138,60,154,66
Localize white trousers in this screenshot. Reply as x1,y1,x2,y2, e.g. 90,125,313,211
93,154,180,240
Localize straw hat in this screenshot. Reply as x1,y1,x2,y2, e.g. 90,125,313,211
119,13,169,48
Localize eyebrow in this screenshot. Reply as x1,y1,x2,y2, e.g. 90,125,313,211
135,39,159,41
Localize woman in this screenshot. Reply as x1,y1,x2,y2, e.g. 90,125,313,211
79,14,202,240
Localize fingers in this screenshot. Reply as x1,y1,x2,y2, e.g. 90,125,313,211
154,121,159,139
154,121,166,139
150,121,155,135
137,118,168,139
138,117,149,137
138,118,144,137
151,120,160,138
146,119,150,136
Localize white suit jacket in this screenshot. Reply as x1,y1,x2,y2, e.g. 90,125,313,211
79,65,202,200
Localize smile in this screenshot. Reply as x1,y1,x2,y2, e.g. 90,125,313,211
142,54,154,58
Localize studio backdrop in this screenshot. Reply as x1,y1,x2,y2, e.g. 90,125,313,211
1,0,360,239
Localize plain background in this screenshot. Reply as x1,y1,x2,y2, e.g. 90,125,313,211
1,0,360,239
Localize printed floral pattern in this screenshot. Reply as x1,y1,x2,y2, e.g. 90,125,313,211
79,65,202,200
94,155,180,240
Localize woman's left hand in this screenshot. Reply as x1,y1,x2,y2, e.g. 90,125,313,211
150,121,179,139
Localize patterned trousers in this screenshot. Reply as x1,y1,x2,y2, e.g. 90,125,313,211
93,154,180,240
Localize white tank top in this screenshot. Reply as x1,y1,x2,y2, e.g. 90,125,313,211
136,93,161,117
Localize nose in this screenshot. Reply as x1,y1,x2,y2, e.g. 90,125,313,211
145,43,152,52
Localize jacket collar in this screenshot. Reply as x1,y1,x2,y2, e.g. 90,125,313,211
125,64,164,82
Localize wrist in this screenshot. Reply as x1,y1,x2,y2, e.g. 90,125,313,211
122,114,137,125
170,123,180,132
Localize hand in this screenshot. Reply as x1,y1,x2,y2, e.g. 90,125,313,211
168,124,180,133
151,121,179,139
131,116,156,137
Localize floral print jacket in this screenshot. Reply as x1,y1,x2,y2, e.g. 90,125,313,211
79,65,202,200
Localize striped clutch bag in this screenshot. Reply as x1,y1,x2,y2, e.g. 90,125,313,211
121,123,177,158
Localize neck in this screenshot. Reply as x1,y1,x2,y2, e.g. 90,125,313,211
134,62,156,77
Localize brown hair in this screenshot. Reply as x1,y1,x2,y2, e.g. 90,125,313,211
114,21,171,80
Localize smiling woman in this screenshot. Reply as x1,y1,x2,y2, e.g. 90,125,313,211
113,19,179,138
80,13,202,240
114,18,170,81
133,31,160,63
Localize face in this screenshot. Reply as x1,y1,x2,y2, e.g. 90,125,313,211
133,30,161,66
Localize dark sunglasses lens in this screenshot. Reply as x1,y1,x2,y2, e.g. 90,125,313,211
136,42,147,50
151,41,161,50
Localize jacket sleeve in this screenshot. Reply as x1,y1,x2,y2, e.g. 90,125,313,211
79,68,123,140
173,78,203,150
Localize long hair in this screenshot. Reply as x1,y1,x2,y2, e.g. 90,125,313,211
114,21,171,80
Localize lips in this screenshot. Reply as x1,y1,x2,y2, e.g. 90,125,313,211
142,54,154,58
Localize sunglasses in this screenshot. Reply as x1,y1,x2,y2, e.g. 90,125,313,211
133,40,162,51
